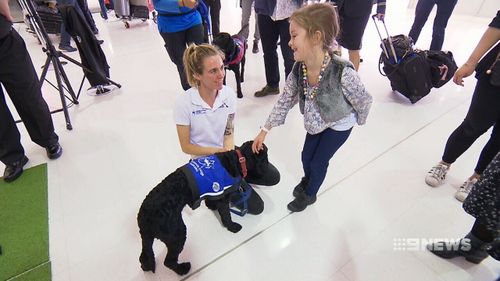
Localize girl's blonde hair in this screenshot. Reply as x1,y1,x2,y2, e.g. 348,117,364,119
290,3,340,54
183,44,225,88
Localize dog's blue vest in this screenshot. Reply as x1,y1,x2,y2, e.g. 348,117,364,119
180,155,240,209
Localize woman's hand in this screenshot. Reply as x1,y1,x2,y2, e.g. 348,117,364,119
252,130,267,154
453,63,476,86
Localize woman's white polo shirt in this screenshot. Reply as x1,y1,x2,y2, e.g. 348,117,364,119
174,86,237,148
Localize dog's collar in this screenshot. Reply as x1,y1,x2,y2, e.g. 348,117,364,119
235,149,247,178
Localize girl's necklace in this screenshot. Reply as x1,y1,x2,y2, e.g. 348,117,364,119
302,52,330,100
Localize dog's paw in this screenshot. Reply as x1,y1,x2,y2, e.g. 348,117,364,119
140,258,156,273
166,262,191,275
227,222,242,233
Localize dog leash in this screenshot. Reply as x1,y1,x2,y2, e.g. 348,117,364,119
235,149,247,178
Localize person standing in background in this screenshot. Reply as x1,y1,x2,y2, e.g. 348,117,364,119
408,0,458,51
0,0,63,182
204,0,220,37
425,10,500,202
152,0,204,90
253,0,303,97
238,0,260,54
336,0,386,70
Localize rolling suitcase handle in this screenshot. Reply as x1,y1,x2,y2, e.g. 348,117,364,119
372,14,398,64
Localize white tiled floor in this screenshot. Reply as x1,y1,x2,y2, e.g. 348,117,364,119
4,0,500,280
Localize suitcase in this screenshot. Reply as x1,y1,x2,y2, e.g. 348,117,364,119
373,15,433,104
113,0,130,18
130,0,149,19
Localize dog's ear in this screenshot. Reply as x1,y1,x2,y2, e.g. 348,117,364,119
240,141,269,178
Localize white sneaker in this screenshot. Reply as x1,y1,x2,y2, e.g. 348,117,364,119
425,163,449,187
454,178,478,202
86,84,118,96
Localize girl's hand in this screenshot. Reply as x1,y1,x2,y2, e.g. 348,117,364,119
453,63,476,86
252,130,267,154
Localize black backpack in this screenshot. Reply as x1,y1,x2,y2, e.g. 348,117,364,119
423,50,458,88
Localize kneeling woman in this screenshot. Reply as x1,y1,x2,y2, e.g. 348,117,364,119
174,44,279,215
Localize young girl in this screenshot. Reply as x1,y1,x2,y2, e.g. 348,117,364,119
252,3,373,212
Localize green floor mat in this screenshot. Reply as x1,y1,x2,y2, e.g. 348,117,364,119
0,164,51,281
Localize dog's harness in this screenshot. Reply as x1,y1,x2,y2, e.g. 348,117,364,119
181,155,240,209
224,35,245,66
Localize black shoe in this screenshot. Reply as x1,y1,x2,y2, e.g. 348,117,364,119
254,85,279,97
287,192,316,212
292,177,308,197
58,44,77,52
252,40,259,54
46,143,63,160
3,156,29,182
426,233,489,264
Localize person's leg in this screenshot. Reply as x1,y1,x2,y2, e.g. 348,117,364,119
474,121,499,175
0,30,59,149
98,0,108,19
289,128,352,212
301,132,321,181
408,0,436,44
257,14,279,88
430,0,458,50
160,24,204,90
253,1,260,42
0,86,25,165
442,79,500,166
238,0,251,39
76,0,98,33
277,17,294,78
185,23,204,45
160,30,189,90
304,128,352,197
348,49,361,70
206,0,221,36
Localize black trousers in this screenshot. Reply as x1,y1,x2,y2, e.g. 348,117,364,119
408,0,458,51
0,30,58,165
204,0,221,36
442,78,500,174
160,24,204,90
257,14,294,88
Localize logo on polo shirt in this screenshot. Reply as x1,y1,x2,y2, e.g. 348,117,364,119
192,108,210,115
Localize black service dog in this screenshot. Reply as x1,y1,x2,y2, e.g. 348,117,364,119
137,141,272,275
212,32,247,98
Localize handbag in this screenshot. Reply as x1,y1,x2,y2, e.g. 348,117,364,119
486,52,500,87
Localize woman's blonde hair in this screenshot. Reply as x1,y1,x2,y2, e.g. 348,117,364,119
290,3,340,54
183,44,225,88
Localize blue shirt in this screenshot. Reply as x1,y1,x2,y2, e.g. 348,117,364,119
152,0,202,33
